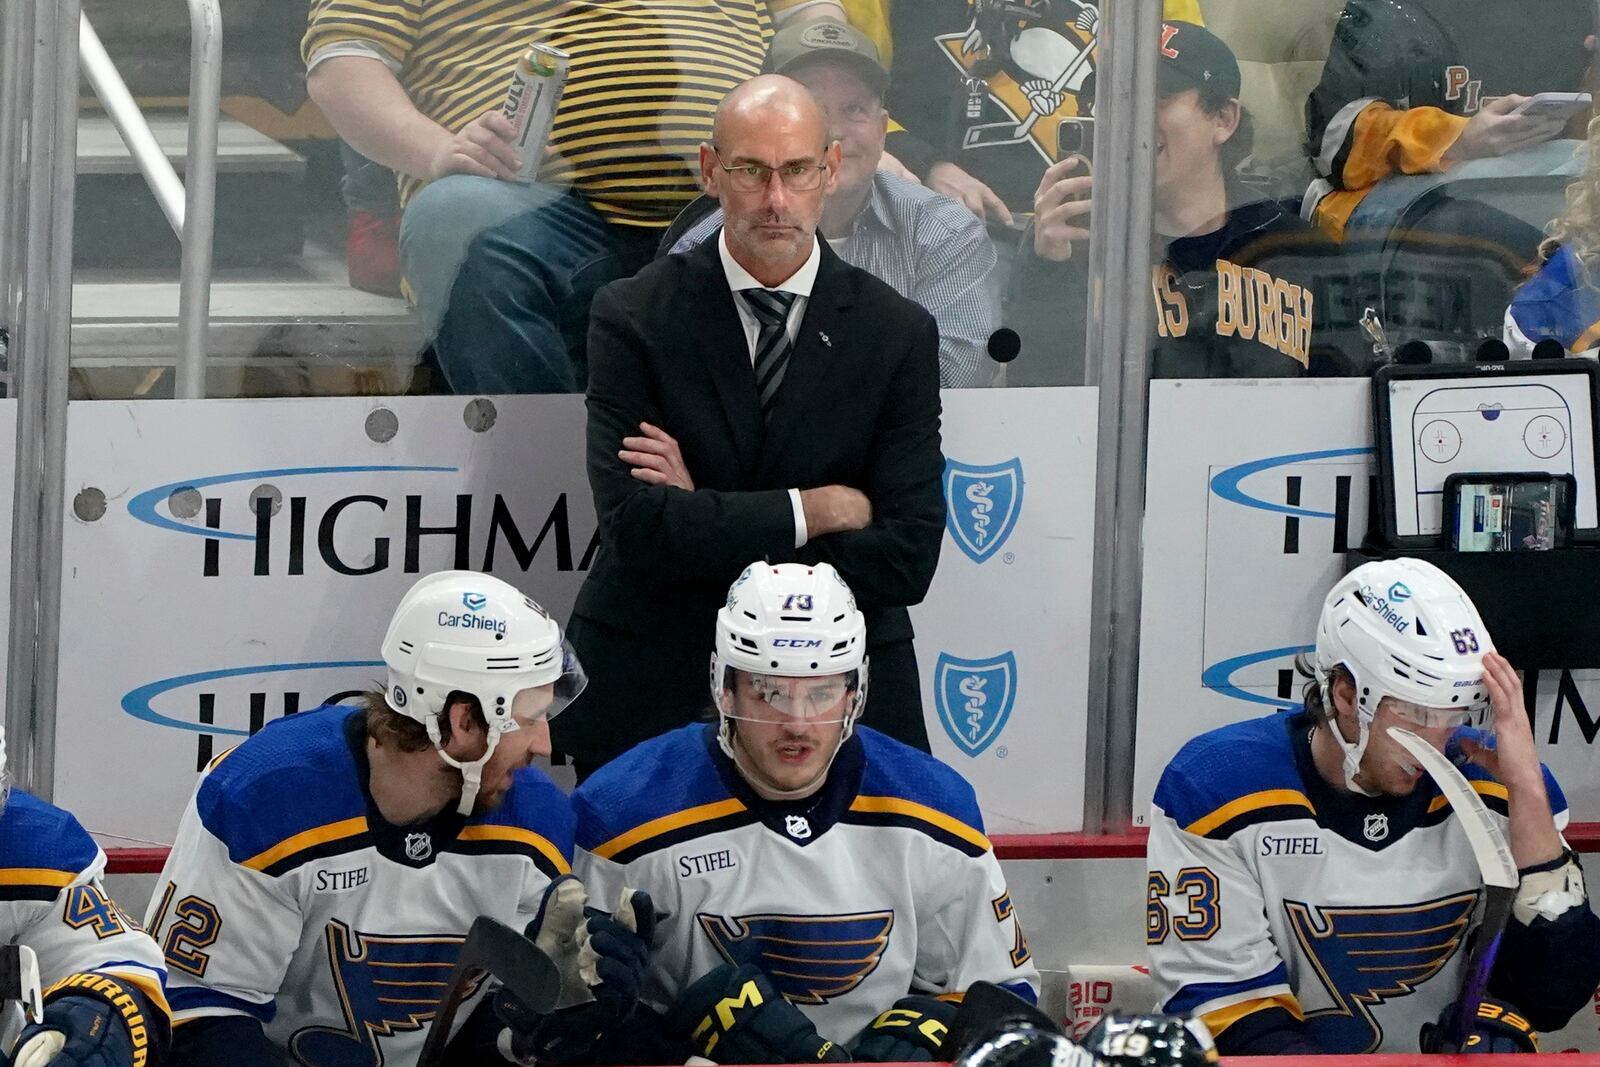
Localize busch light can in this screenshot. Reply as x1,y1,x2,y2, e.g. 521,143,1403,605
502,42,569,182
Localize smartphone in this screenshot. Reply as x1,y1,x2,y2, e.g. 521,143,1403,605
1055,118,1094,162
1446,472,1575,551
1508,91,1592,120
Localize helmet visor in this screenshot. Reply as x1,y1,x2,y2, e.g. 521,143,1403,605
723,671,856,725
1387,697,1490,731
511,639,587,723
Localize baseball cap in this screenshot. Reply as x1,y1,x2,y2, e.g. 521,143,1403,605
1159,21,1241,99
767,18,890,98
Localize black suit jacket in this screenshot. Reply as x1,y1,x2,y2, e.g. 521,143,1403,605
562,234,945,758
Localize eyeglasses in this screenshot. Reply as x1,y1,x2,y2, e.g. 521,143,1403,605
715,152,829,193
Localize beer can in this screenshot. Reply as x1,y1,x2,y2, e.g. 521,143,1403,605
502,42,570,183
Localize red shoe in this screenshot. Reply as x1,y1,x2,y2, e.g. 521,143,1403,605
347,210,403,297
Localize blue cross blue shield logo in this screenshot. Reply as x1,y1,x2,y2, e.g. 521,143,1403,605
943,458,1023,564
934,652,1018,757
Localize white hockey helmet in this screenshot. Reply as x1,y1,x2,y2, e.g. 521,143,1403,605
380,570,584,813
711,562,868,793
1313,557,1494,792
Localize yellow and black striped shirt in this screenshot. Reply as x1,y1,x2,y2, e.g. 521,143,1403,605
304,0,808,221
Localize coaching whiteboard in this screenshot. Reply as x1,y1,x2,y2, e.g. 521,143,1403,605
1384,367,1599,538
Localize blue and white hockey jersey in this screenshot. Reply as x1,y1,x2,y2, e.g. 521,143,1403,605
148,704,573,1067
1147,710,1572,1054
0,791,168,1019
573,724,1039,1042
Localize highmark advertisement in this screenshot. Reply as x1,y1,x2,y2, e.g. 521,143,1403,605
56,391,1097,844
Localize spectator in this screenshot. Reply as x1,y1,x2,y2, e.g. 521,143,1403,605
572,563,1038,1064
1304,0,1591,243
882,0,1201,226
1507,120,1600,356
302,1,835,394
556,75,945,778
1008,21,1341,381
674,18,1002,387
1147,558,1600,1055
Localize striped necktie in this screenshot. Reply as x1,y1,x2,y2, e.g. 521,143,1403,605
743,288,798,419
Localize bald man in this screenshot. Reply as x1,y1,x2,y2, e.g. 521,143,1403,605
556,75,945,778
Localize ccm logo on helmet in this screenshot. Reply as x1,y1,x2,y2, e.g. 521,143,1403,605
771,638,823,648
436,610,507,634
1359,585,1409,634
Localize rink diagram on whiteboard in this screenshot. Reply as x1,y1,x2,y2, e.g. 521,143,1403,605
1392,381,1597,536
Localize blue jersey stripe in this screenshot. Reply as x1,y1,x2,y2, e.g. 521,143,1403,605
1163,963,1290,1017
169,987,276,1022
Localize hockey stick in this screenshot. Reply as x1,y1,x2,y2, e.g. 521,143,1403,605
0,945,42,1055
939,980,1063,1060
1390,728,1518,1053
416,916,562,1067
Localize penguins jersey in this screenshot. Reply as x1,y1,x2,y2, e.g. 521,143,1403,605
572,724,1039,1041
149,704,573,1067
1147,709,1573,1054
0,790,169,1025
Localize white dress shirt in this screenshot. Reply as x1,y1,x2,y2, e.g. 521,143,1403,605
717,230,821,548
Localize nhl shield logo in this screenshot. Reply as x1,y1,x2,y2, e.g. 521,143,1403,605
934,652,1018,757
404,832,432,861
1363,814,1389,842
943,458,1023,564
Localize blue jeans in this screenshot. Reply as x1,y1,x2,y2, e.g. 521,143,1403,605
399,176,658,393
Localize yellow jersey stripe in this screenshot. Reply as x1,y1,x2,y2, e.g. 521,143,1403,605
455,825,571,873
848,796,992,854
1201,993,1305,1037
0,867,75,888
1185,789,1316,838
1426,779,1511,814
593,797,749,861
242,816,369,872
108,969,173,1018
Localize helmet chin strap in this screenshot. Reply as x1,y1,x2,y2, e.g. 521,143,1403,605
1320,679,1380,797
424,714,501,816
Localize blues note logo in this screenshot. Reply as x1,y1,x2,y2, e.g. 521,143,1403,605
943,458,1023,563
935,652,1018,757
698,912,894,1005
1284,891,1477,1053
290,922,475,1067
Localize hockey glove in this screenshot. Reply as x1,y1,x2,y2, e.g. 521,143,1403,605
495,878,658,1065
669,963,849,1064
1420,996,1539,1054
847,995,959,1062
517,877,657,1012
582,888,656,1014
10,973,166,1067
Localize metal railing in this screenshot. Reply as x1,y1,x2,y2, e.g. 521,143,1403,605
0,0,222,795
78,0,222,399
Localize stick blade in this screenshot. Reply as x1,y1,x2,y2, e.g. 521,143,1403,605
416,916,562,1067
1390,728,1516,888
940,981,1063,1059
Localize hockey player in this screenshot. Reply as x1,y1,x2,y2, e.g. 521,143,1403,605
149,571,649,1067
572,561,1039,1064
0,727,170,1067
1148,558,1600,1055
